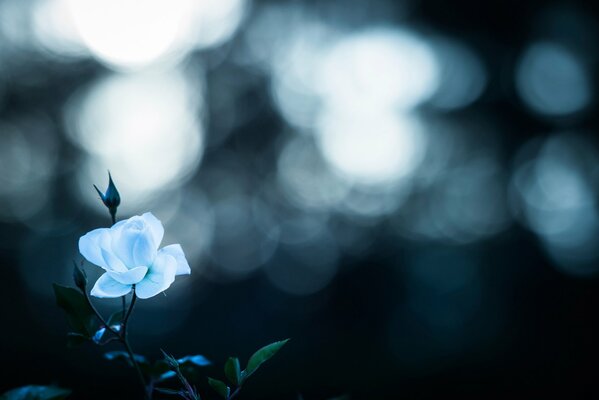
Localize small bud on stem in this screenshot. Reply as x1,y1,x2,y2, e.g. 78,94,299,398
94,172,121,225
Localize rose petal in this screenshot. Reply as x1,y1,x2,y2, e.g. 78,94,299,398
132,233,157,267
90,273,132,298
135,253,177,299
158,244,190,275
110,219,127,230
107,266,148,285
111,217,156,268
101,248,128,273
79,228,111,269
141,212,164,247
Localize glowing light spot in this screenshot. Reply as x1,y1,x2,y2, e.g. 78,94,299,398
319,27,440,111
65,69,204,214
66,0,246,70
430,38,487,110
242,3,306,70
516,42,591,116
269,21,335,129
31,0,87,58
511,135,599,275
0,0,31,48
316,110,427,186
67,0,191,69
186,0,247,50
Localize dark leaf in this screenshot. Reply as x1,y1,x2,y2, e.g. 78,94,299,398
224,357,241,386
66,333,89,348
244,339,290,381
72,263,87,292
106,310,124,332
160,350,180,369
52,284,97,337
107,310,124,326
177,355,211,368
1,385,71,400
149,360,174,381
92,327,106,344
155,371,177,382
158,352,210,384
104,351,148,368
207,378,229,399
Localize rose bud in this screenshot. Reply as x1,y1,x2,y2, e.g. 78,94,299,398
94,172,121,223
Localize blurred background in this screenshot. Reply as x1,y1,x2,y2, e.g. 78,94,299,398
1,0,599,398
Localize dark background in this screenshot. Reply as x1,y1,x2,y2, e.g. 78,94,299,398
2,0,599,398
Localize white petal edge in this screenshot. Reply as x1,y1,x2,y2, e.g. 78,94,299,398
108,266,148,285
101,248,128,272
110,219,127,231
91,273,133,298
135,254,177,299
141,212,164,248
79,228,111,269
158,244,190,275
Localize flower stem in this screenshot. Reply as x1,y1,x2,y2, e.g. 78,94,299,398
84,289,149,398
122,289,137,330
112,209,128,330
174,364,199,400
121,295,127,316
84,290,120,337
101,196,149,398
122,335,149,399
120,288,149,398
228,387,242,400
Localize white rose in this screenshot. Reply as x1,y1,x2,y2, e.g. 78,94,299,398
78,212,190,299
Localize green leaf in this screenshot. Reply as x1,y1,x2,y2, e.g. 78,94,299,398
52,284,97,337
66,333,89,348
207,378,229,399
1,385,71,400
107,310,124,329
244,339,290,381
224,357,241,386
